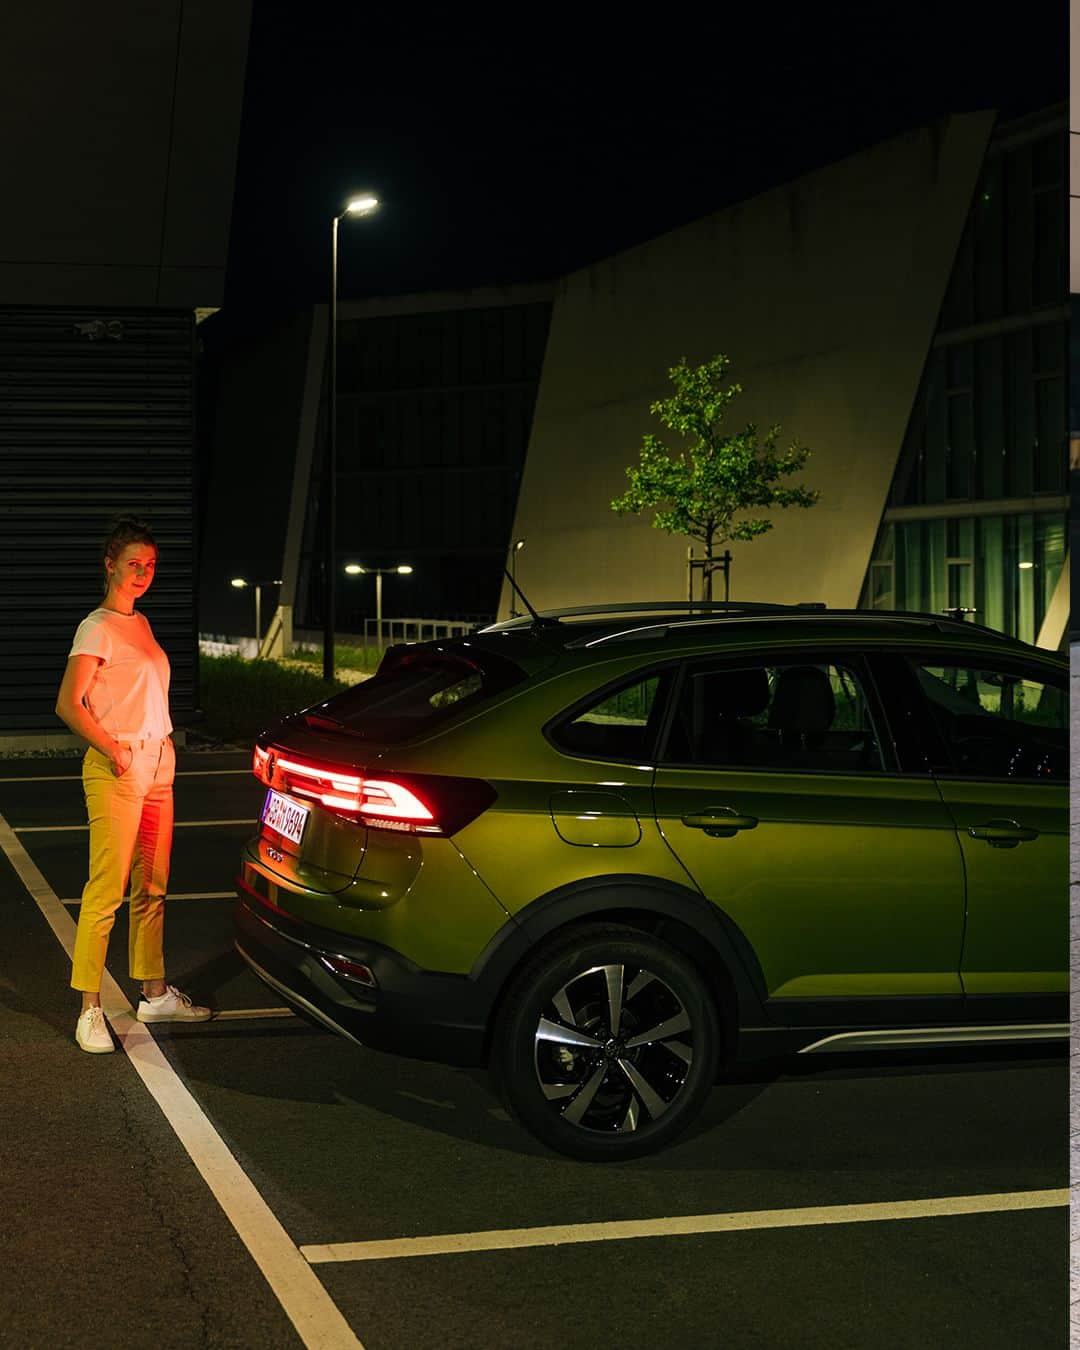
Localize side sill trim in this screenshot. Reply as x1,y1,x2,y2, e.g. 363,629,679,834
234,941,366,1047
797,1022,1069,1054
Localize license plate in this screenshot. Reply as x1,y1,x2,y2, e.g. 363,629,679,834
261,789,309,847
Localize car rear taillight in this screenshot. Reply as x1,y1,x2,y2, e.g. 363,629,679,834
254,746,495,837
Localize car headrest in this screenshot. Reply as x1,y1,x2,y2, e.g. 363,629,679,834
767,665,835,735
703,667,770,720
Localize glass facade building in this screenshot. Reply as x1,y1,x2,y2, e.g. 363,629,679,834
300,298,551,628
862,108,1067,644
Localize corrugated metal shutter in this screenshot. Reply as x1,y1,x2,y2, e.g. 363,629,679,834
0,306,198,732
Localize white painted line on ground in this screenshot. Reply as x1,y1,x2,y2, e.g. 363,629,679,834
0,808,361,1350
300,1188,1069,1265
16,819,255,832
62,891,235,904
0,769,251,783
213,1008,297,1021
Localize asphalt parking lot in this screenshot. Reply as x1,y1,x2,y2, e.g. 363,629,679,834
0,747,1068,1350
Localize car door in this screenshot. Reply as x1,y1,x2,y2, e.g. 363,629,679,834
894,651,1067,997
651,650,966,1007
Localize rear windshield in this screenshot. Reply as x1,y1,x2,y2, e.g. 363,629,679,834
311,648,527,742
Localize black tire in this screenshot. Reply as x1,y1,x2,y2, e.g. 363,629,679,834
492,923,720,1161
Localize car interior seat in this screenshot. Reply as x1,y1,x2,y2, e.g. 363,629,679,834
767,665,836,766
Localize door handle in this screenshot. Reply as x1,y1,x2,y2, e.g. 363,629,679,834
680,808,758,838
967,819,1039,849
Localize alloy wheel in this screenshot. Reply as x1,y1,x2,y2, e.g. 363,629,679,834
532,961,694,1134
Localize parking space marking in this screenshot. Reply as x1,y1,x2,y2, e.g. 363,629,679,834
300,1188,1068,1265
61,891,235,904
16,820,255,832
0,769,251,783
0,807,362,1350
213,1008,297,1021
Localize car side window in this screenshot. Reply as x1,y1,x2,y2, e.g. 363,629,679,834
551,675,663,761
910,661,1066,781
661,660,885,773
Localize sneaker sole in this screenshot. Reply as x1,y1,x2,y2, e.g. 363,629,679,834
76,1037,115,1053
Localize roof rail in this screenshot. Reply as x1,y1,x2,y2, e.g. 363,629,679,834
478,600,823,633
570,607,1032,648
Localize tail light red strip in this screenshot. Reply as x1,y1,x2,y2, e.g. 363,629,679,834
254,748,435,823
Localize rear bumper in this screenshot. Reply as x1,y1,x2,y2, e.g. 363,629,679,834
233,879,491,1065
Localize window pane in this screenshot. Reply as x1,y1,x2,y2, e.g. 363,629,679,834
662,663,884,773
323,649,527,742
870,562,895,608
946,393,974,498
1034,374,1065,493
912,662,1065,780
1032,191,1064,307
554,676,662,761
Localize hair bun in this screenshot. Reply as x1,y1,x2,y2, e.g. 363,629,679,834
105,512,152,533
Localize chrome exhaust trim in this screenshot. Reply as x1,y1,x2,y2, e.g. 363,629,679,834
234,942,366,1047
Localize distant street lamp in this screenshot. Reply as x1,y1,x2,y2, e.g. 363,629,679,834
325,193,380,681
231,576,282,650
509,538,525,617
344,563,413,653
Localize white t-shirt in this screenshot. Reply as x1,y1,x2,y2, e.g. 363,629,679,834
69,608,173,740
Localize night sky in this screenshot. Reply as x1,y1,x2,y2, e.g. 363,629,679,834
223,4,1066,316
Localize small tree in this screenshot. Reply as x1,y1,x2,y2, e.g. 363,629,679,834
611,354,819,600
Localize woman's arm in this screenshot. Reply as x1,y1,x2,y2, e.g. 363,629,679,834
56,655,132,775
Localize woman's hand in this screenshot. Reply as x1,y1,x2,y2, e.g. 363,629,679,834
111,743,133,777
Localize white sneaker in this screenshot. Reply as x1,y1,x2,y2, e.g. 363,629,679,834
76,1005,115,1054
136,984,211,1023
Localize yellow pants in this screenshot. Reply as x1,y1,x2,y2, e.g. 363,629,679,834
70,737,176,993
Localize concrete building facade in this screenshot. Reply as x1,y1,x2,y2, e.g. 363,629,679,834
198,103,1067,654
503,108,1068,647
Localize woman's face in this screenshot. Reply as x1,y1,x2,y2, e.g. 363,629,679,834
106,541,157,606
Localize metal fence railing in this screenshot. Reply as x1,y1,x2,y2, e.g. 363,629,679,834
293,616,494,652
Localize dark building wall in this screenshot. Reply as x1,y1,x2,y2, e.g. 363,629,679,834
197,307,321,634
199,287,554,639
300,300,552,627
0,308,198,731
0,2,251,308
0,3,251,734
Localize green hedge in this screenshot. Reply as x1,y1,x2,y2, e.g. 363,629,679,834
197,656,347,745
290,642,382,673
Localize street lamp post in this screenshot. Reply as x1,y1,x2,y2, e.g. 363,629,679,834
509,538,525,617
324,193,379,681
344,563,413,654
231,577,282,653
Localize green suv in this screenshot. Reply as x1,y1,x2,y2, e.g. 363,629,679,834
234,603,1067,1160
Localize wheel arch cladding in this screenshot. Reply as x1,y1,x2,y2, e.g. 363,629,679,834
472,875,767,1061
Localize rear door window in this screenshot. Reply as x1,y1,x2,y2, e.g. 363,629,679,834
315,649,526,742
660,657,887,773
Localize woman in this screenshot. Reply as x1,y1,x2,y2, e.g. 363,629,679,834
56,515,210,1053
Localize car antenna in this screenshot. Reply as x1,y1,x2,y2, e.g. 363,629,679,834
503,568,555,626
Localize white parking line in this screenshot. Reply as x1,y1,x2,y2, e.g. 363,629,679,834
61,891,235,904
0,769,251,783
300,1188,1068,1265
16,819,255,832
0,808,360,1350
213,1008,298,1021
